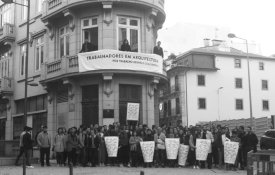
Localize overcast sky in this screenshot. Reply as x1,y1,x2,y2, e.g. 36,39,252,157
159,0,275,56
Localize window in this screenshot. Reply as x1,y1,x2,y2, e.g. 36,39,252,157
236,99,243,110
234,58,241,68
37,0,44,13
59,25,70,58
0,4,12,27
0,52,10,78
263,100,269,111
176,98,180,114
175,75,179,91
262,80,268,90
35,36,44,71
259,62,264,70
0,119,5,140
20,44,26,76
198,98,206,109
81,17,98,51
21,0,28,21
235,78,242,88
15,95,47,114
197,75,205,86
13,116,24,140
118,16,140,52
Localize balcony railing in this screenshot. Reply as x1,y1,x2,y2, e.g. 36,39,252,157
0,23,15,42
43,0,164,17
0,77,13,95
42,51,166,81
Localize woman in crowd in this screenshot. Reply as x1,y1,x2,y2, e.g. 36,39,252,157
53,128,65,166
67,127,79,166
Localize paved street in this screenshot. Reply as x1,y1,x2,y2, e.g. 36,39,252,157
0,165,246,175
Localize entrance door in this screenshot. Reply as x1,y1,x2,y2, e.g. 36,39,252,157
119,84,142,125
82,85,99,126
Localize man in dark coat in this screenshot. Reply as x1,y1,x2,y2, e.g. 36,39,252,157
80,38,96,53
153,41,164,58
23,126,34,168
243,126,258,168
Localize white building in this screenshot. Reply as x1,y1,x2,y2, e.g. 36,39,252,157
159,44,275,126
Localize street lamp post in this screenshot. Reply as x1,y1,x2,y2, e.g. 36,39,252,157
217,87,223,121
1,0,30,174
228,33,253,127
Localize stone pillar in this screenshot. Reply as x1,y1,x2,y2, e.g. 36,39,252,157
47,90,55,140
5,96,13,140
102,74,115,125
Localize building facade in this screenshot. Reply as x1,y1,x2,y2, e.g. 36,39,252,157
160,45,275,126
0,0,166,141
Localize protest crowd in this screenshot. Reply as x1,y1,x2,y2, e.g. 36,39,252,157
16,122,258,171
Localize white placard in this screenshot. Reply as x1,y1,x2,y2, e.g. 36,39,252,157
196,139,211,161
104,136,119,157
224,141,239,164
78,50,163,75
140,141,155,163
178,145,189,166
165,138,180,160
126,103,140,121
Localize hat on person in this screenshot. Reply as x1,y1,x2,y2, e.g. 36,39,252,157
26,126,32,131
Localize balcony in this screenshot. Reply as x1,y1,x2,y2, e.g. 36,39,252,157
0,23,15,43
41,50,167,82
42,0,165,20
0,77,13,95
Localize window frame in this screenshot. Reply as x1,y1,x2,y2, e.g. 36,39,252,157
234,58,241,68
235,99,243,110
198,98,206,109
235,78,243,89
19,44,26,77
59,25,70,58
197,74,205,86
21,0,28,21
259,62,264,70
262,100,269,111
117,16,141,52
34,36,44,71
0,4,12,27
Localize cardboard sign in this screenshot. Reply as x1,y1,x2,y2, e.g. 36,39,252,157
140,141,155,163
104,137,119,157
224,141,239,164
126,103,140,121
165,138,180,160
196,139,211,161
178,144,189,166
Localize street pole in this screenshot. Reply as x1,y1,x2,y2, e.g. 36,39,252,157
217,87,223,121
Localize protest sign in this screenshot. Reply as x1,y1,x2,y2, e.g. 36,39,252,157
196,139,211,161
104,136,119,157
126,103,140,121
140,141,155,163
165,138,180,160
178,144,189,166
224,141,239,164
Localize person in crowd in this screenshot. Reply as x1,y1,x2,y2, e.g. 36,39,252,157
154,127,166,168
228,129,241,171
35,124,44,146
37,125,51,167
98,127,106,166
200,125,214,169
80,38,96,53
106,125,118,166
118,128,130,167
214,125,223,169
23,126,34,168
67,127,79,166
143,129,154,167
85,129,100,167
53,128,65,166
189,128,200,169
129,130,141,167
78,126,87,167
238,126,245,170
243,126,258,169
63,127,68,166
153,41,164,58
15,126,27,166
120,39,131,51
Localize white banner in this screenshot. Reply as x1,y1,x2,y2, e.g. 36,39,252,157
104,136,119,157
78,50,163,75
178,145,189,166
165,138,180,160
127,103,140,121
140,141,155,163
224,141,239,164
196,139,211,161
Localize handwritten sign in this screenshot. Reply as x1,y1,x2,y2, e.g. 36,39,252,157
165,138,180,160
127,103,140,121
196,139,211,161
140,141,155,163
104,136,119,157
224,141,239,164
178,145,189,166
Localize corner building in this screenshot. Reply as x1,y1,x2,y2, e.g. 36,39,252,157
0,0,166,141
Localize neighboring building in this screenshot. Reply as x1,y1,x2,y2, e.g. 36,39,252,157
160,43,275,126
0,0,166,141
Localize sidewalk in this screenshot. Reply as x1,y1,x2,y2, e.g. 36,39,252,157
0,165,246,175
